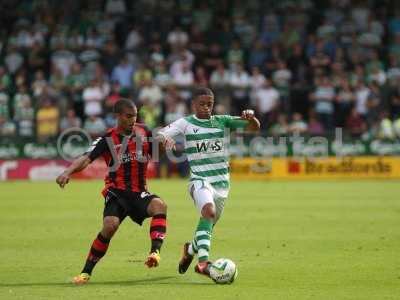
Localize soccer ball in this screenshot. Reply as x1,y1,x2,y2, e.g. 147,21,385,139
209,258,238,284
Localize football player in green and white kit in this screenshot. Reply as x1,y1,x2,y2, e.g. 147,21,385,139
157,87,260,277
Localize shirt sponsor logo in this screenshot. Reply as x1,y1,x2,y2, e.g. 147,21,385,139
196,139,223,153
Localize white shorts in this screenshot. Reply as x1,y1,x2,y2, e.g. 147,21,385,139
187,180,229,223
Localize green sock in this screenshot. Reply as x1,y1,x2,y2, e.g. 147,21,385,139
189,238,198,255
195,217,213,262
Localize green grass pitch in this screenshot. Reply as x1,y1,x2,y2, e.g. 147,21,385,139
0,179,400,300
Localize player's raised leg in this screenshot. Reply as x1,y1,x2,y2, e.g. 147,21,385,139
179,183,215,276
73,216,120,284
186,195,224,263
145,197,167,268
193,202,214,276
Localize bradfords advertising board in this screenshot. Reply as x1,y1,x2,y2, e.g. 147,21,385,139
0,160,157,181
287,157,400,179
230,157,400,179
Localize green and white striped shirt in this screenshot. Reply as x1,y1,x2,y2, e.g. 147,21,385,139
160,114,248,193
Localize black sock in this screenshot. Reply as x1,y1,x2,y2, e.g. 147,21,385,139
149,214,167,253
81,233,110,274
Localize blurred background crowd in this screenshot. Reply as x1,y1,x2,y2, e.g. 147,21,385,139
1,0,400,142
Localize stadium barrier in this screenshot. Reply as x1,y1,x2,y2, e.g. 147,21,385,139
1,157,399,181
1,137,400,160
0,159,157,181
230,156,400,179
1,133,400,180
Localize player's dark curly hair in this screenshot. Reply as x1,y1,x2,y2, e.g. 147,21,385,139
113,98,136,113
193,86,214,100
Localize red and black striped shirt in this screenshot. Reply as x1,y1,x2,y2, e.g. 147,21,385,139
85,124,152,196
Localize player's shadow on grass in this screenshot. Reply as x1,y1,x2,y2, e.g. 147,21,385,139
0,276,212,287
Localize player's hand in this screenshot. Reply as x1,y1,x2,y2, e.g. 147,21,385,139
241,109,255,120
56,172,70,188
164,137,176,151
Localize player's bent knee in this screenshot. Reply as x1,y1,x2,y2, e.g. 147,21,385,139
147,198,167,215
201,203,215,219
102,217,120,237
157,198,167,211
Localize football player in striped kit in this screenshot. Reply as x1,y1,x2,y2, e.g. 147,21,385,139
158,87,260,277
57,99,167,284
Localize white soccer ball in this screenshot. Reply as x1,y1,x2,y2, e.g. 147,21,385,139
209,258,238,284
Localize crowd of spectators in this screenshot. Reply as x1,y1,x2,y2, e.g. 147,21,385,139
1,0,400,142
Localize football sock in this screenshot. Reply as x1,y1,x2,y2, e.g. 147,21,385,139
82,232,110,275
188,238,198,256
195,217,213,262
189,220,217,255
149,214,167,253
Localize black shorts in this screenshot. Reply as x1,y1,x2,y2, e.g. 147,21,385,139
103,188,159,225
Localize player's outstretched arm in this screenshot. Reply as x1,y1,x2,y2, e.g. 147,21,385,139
56,155,91,188
241,109,261,132
155,118,185,152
